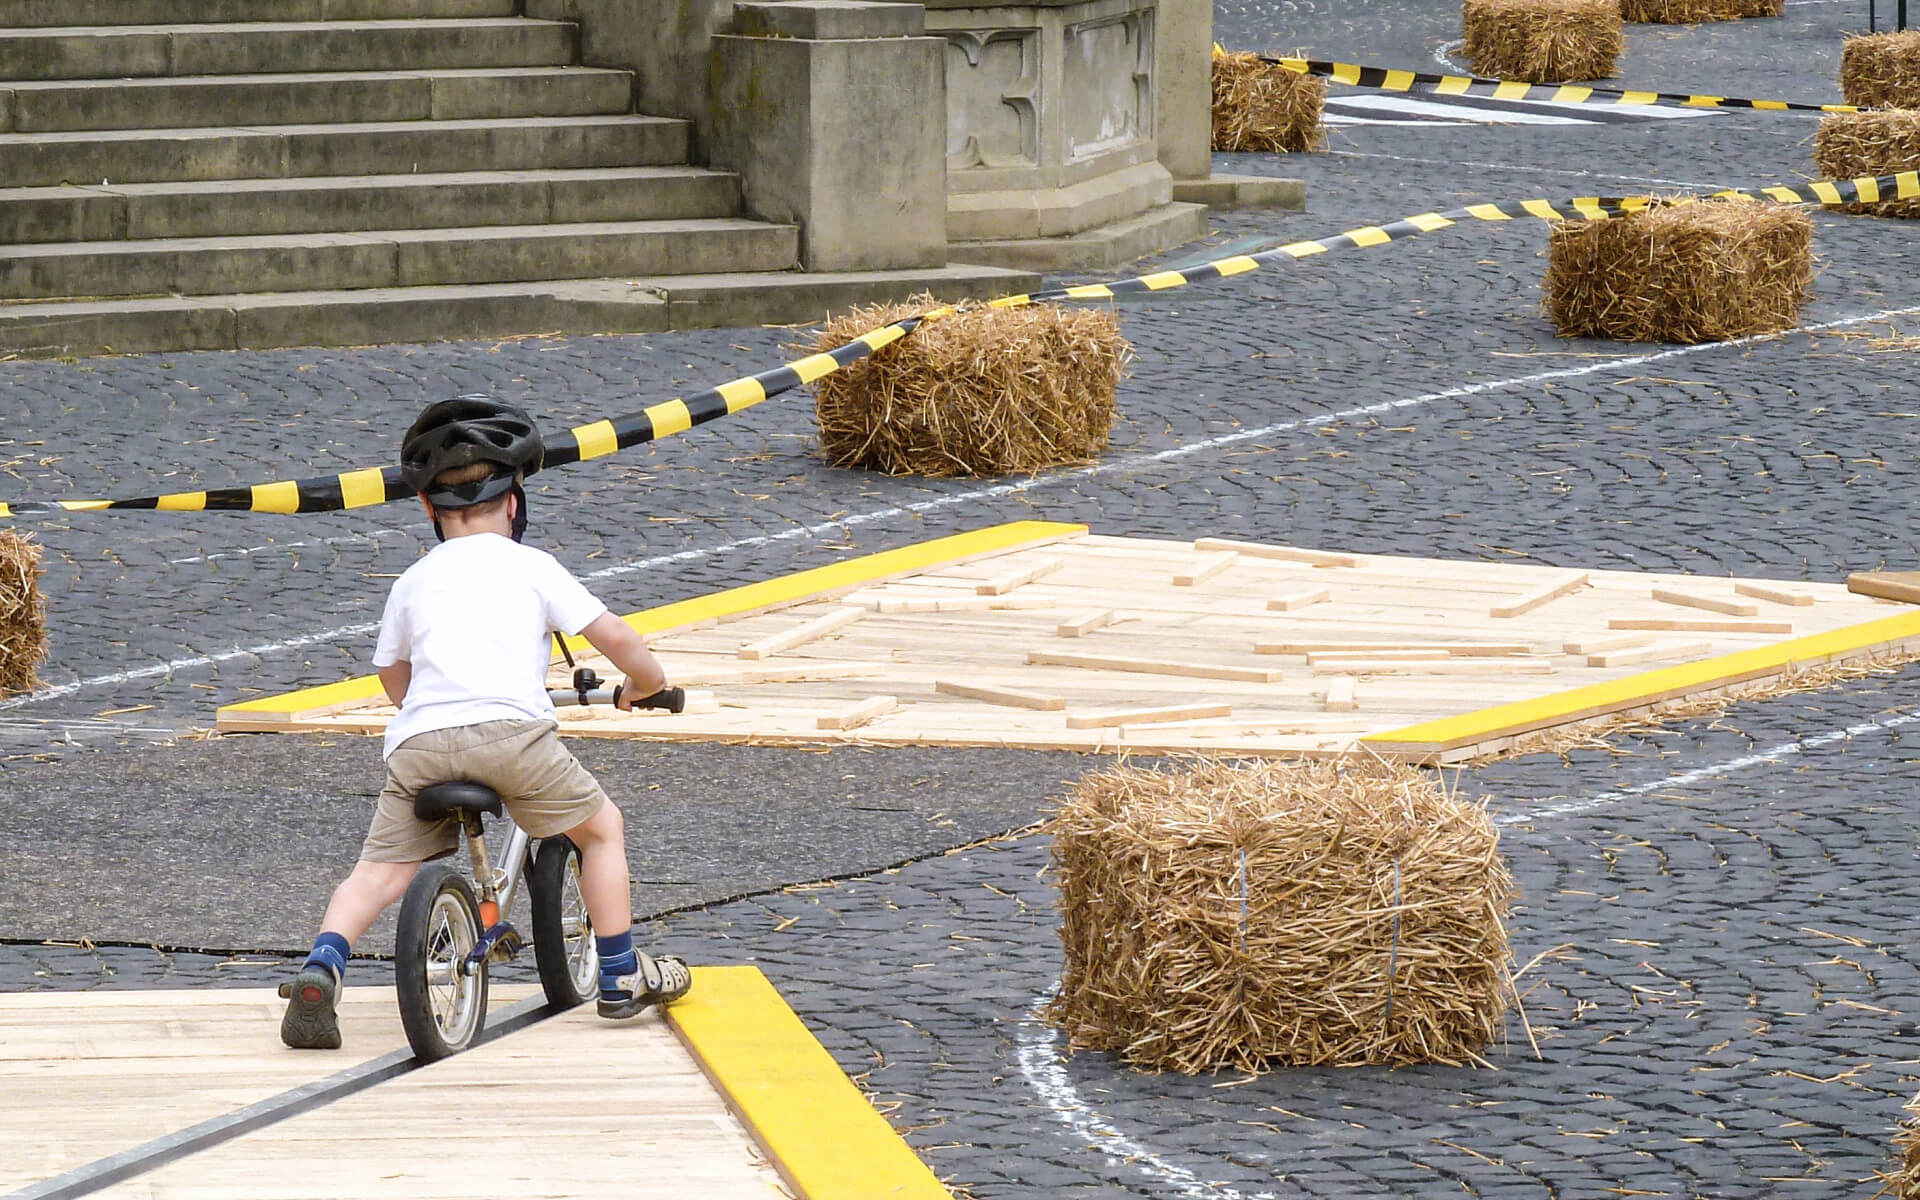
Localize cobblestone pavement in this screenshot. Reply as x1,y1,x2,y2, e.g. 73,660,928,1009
7,0,1920,1195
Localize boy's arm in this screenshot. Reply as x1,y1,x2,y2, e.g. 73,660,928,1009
579,612,667,709
379,661,412,708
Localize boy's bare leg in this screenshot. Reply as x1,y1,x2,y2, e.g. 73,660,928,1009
319,859,422,944
562,799,690,1017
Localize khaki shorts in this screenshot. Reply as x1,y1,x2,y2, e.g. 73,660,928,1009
361,719,609,863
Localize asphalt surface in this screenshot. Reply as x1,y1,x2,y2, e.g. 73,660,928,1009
6,0,1920,1195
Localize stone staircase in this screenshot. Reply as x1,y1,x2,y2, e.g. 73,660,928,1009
0,0,1031,357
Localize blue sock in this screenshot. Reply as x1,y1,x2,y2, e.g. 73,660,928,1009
305,932,349,980
597,931,636,996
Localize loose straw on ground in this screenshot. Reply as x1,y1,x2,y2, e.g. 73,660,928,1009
1543,199,1813,343
0,529,46,697
1211,47,1326,152
1048,755,1517,1074
808,297,1129,477
1462,0,1623,84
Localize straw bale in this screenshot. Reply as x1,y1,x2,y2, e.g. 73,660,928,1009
1462,0,1623,84
1047,756,1516,1074
0,529,47,697
1814,110,1920,219
1620,0,1782,22
1211,49,1326,153
1543,199,1813,343
809,298,1129,477
1843,31,1920,109
1887,1090,1920,1199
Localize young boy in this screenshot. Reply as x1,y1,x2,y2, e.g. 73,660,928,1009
280,397,690,1050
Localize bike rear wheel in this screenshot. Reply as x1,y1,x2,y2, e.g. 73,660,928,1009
395,863,488,1062
530,835,599,1008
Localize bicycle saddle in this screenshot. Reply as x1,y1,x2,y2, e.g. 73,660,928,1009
414,781,504,822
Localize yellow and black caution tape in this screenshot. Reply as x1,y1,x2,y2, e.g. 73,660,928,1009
1264,54,1866,114
5,167,1916,522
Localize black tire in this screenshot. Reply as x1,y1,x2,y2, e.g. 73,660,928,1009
395,863,488,1063
530,836,600,1008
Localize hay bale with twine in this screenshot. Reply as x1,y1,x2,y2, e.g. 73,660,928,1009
809,299,1129,477
1462,0,1623,84
1842,31,1920,109
1543,200,1813,343
1620,0,1781,22
1047,756,1518,1074
0,529,47,698
1886,1090,1920,1198
1814,110,1920,219
1211,48,1325,152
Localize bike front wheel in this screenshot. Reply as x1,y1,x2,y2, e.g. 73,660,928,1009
395,863,489,1062
530,835,599,1008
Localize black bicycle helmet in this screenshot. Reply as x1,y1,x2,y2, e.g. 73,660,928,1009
400,397,544,542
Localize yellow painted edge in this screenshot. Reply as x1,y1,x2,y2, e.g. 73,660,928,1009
669,965,952,1200
216,521,1086,723
1360,607,1920,755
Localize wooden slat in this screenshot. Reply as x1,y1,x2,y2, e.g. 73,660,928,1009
1650,587,1759,617
1056,609,1118,637
934,680,1067,711
1066,702,1233,729
1255,640,1536,656
1027,649,1284,683
1304,649,1450,664
1586,641,1714,668
676,662,886,685
1267,588,1332,611
1563,633,1655,655
736,606,865,660
1489,571,1588,618
1173,552,1238,587
976,557,1065,595
1848,570,1920,605
856,593,1055,614
1194,537,1358,567
817,695,900,730
1734,581,1816,607
1309,658,1555,676
1324,676,1358,711
1608,617,1792,634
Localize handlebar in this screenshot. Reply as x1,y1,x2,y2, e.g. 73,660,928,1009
548,667,685,713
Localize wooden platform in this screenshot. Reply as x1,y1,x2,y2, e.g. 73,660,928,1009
217,523,1920,763
5,968,948,1200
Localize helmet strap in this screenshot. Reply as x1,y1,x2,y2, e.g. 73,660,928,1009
430,515,446,543
510,482,529,543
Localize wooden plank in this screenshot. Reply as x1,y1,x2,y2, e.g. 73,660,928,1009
1066,702,1233,729
1267,588,1332,611
1056,609,1118,637
1173,552,1238,587
1848,570,1920,606
1563,633,1655,655
1489,571,1588,618
1308,658,1556,676
1027,649,1284,683
736,606,865,660
1587,641,1714,668
933,680,1067,711
1734,581,1816,607
976,557,1065,595
857,593,1055,614
817,695,900,730
1256,640,1536,656
1650,587,1759,617
676,661,887,686
1193,537,1358,567
1169,717,1374,737
1324,676,1358,711
1608,617,1793,634
1304,649,1449,665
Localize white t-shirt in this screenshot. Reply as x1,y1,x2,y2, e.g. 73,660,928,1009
373,533,608,758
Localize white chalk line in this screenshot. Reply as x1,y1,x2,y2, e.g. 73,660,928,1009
11,300,1920,713
1016,988,1281,1200
1496,708,1920,824
1328,149,1721,192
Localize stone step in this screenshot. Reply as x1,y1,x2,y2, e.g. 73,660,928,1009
0,168,742,243
0,19,576,81
0,1,518,26
0,115,687,188
0,219,799,300
0,266,1042,357
2,67,632,133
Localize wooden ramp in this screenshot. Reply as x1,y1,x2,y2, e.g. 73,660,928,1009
217,522,1920,763
4,969,948,1200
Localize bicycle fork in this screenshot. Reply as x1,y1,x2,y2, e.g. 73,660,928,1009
458,817,531,975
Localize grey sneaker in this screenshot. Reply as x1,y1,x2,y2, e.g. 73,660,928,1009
278,962,343,1049
597,953,691,1019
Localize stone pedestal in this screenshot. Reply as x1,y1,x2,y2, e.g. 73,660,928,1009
710,1,948,271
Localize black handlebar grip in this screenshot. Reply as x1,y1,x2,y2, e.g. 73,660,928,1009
618,685,686,713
